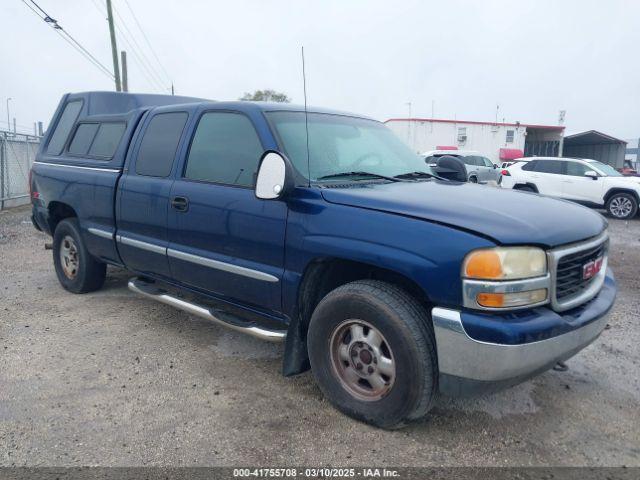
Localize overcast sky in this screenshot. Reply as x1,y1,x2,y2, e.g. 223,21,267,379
1,0,639,138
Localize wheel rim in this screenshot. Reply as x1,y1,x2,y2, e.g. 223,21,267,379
470,177,477,183
329,319,396,401
610,196,633,218
59,235,79,279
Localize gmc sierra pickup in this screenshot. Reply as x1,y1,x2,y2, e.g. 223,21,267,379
31,92,616,428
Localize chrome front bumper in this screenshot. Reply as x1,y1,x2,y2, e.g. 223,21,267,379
433,307,608,384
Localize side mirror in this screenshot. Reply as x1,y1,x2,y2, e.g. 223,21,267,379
432,155,468,182
584,170,599,180
255,151,293,199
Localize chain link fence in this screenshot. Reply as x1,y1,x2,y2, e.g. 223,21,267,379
0,130,41,210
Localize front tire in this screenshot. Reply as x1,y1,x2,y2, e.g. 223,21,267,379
307,280,437,429
53,218,106,293
606,193,638,219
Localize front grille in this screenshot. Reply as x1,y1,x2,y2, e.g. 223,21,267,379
555,242,607,301
550,233,609,311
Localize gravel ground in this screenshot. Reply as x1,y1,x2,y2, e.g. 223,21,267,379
0,205,638,467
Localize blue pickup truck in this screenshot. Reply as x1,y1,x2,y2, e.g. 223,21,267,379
31,92,616,428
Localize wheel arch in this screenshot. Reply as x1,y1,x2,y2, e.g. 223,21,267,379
604,187,640,204
282,257,433,377
47,201,78,234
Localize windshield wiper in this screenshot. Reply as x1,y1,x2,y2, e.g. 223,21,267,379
316,171,409,182
394,171,448,181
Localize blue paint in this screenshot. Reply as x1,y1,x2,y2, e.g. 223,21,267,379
31,92,616,360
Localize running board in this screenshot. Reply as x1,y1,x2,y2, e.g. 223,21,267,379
127,277,286,342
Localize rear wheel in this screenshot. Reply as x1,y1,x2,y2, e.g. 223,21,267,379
469,175,478,183
307,280,437,429
606,193,638,219
53,218,106,293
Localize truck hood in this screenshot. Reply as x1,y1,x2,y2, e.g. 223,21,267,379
320,181,607,248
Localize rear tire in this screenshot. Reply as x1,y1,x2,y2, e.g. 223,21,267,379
307,280,437,429
606,193,638,219
53,218,106,293
469,176,478,183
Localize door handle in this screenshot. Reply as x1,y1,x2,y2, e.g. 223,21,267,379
171,196,189,212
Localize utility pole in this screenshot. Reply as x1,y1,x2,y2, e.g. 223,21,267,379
13,118,16,134
120,51,128,92
106,0,121,92
171,84,174,95
38,122,43,137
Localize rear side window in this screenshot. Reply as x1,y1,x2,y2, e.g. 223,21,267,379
89,123,126,157
184,112,263,187
136,112,188,177
522,161,537,171
536,160,564,174
46,101,83,155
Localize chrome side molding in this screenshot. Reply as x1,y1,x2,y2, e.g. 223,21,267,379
87,227,114,240
34,161,121,173
127,277,286,343
167,248,279,283
116,235,167,255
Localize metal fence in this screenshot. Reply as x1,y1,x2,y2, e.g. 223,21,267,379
0,130,41,210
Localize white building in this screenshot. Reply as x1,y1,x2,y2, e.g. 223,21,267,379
385,117,565,165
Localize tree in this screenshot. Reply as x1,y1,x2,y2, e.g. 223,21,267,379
240,89,291,103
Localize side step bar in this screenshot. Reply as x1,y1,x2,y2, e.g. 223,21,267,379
128,277,287,343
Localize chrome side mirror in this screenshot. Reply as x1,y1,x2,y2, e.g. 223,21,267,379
584,170,599,180
255,152,291,199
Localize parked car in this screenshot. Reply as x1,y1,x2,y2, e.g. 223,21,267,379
31,92,616,428
618,159,638,177
423,150,499,183
501,156,640,219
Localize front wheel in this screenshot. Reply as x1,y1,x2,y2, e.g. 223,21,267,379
307,280,437,429
53,218,106,293
606,193,638,219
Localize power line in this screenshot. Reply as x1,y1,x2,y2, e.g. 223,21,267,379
89,0,165,92
121,0,172,85
111,3,167,91
19,0,114,80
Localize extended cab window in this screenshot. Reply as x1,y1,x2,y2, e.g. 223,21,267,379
136,112,188,177
67,122,125,158
46,100,83,155
184,112,263,187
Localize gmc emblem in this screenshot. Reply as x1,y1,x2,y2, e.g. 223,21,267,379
583,256,604,280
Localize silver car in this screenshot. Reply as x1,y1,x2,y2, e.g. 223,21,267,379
423,150,500,183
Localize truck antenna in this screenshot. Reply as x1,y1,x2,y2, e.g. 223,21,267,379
302,46,311,187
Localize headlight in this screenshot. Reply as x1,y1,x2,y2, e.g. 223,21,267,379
463,247,547,280
462,246,550,310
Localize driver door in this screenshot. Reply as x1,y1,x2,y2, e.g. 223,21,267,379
167,110,287,313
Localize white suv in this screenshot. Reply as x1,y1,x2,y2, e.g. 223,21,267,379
501,156,640,219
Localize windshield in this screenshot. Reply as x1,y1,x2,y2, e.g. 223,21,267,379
586,160,622,177
266,111,433,182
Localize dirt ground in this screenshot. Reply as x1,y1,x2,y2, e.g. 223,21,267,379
1,205,638,467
